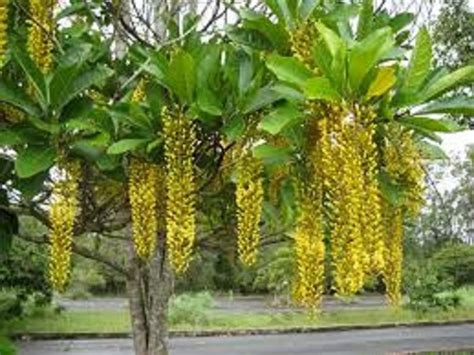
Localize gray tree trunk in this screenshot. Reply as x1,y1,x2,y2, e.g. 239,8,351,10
126,232,172,355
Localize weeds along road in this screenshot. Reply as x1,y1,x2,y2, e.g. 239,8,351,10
19,323,474,355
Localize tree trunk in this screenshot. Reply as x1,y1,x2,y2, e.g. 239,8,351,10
126,231,172,355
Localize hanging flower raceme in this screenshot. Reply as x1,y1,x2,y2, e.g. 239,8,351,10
236,153,263,266
290,20,318,70
48,160,81,292
313,104,366,298
27,0,56,73
384,124,425,217
382,124,425,305
382,205,403,306
128,158,161,260
354,105,385,275
292,178,325,310
0,0,8,67
162,106,196,273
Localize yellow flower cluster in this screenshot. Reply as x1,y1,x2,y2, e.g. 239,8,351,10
236,153,263,266
128,158,161,260
292,180,325,309
27,0,55,73
0,0,8,67
382,206,403,306
0,103,25,123
290,21,318,70
162,106,196,273
326,113,366,298
49,160,81,292
354,105,385,275
131,79,147,103
384,124,425,217
381,124,425,305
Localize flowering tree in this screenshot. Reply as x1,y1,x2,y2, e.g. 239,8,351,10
1,1,473,354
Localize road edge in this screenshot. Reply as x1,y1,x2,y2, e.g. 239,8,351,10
12,319,474,341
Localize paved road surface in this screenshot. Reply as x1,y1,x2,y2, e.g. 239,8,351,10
57,295,386,314
19,324,474,355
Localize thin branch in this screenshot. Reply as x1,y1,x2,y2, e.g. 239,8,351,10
17,233,129,276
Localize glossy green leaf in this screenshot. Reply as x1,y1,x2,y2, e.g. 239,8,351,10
403,116,461,133
367,66,396,98
11,43,48,106
223,116,245,140
304,77,341,102
348,27,394,92
51,65,113,112
15,146,55,178
197,88,223,116
400,27,432,96
266,54,314,88
240,9,289,52
107,139,149,155
166,51,196,104
421,66,474,102
252,144,292,165
0,82,42,117
419,97,474,116
243,86,284,114
258,103,302,135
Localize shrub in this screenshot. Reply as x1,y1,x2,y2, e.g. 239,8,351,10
404,262,460,313
432,243,474,288
168,292,214,327
0,336,16,355
0,289,22,320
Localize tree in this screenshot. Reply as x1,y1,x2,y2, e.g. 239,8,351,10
1,1,473,354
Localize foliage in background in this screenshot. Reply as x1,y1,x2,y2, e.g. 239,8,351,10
168,292,214,327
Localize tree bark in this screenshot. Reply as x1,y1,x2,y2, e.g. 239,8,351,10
126,231,172,355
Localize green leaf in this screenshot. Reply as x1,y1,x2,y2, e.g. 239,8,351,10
166,51,196,105
271,83,305,101
400,27,432,96
243,86,284,114
11,43,48,106
314,23,347,92
421,66,474,102
367,66,397,98
348,27,394,92
51,65,113,112
389,13,414,32
258,103,302,135
303,77,341,102
15,146,55,178
356,0,374,40
240,9,289,52
197,88,223,116
0,82,42,117
419,97,474,116
16,171,48,200
417,141,448,160
315,22,346,60
266,54,313,88
0,130,24,146
403,117,461,133
107,139,149,155
223,116,245,140
252,144,292,165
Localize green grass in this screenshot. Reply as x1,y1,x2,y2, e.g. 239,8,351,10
0,335,17,355
6,287,474,335
5,306,474,335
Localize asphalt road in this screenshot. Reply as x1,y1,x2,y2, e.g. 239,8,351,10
57,294,386,314
19,324,474,355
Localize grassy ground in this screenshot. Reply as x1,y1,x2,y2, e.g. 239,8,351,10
5,304,474,335
4,287,474,335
